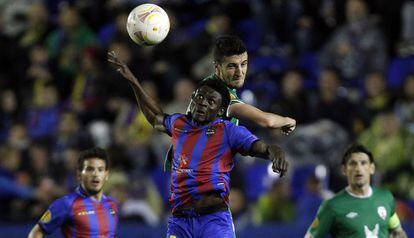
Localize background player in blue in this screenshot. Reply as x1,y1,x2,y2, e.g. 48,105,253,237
28,148,118,238
108,51,289,238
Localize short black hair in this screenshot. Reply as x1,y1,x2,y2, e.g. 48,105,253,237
197,79,230,110
77,147,109,171
213,35,247,64
341,143,374,165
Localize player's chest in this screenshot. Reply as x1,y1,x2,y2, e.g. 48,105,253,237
71,201,118,234
334,200,390,236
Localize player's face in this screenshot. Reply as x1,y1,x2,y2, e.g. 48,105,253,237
342,152,375,188
79,158,108,195
190,86,224,125
215,52,248,89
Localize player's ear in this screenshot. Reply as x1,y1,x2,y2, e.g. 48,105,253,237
341,165,346,176
217,107,225,117
370,162,375,175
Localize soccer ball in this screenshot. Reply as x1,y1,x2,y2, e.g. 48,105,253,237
126,3,170,46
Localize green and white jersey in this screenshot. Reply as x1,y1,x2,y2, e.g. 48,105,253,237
306,186,401,238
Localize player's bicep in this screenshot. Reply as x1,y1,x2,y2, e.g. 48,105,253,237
38,199,70,234
226,123,258,155
154,114,168,133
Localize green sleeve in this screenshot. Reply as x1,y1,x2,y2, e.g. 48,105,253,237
307,201,334,238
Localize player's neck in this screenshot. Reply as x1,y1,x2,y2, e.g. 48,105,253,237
346,185,372,198
89,192,103,202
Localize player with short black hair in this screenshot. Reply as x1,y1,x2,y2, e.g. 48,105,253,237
28,147,118,238
305,143,407,238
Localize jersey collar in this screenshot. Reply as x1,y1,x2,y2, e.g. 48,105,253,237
345,185,373,198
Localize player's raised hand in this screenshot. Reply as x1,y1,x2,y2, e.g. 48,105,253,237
268,145,288,177
107,51,136,83
281,117,296,135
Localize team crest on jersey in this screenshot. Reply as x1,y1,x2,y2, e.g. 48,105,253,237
205,126,216,137
110,208,116,216
40,210,52,223
377,206,387,220
178,155,189,168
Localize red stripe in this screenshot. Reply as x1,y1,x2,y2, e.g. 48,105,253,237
195,124,225,193
175,120,202,208
71,197,90,238
169,117,187,210
93,203,109,236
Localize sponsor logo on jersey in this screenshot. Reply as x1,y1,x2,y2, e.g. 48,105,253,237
346,212,358,219
364,224,379,238
377,206,387,220
205,126,216,137
169,236,176,238
78,210,95,216
40,210,52,223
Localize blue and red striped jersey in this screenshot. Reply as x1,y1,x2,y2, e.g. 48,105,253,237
38,186,119,238
164,113,259,212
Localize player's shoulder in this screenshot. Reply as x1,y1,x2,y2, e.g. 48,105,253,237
49,190,79,210
372,186,394,199
322,189,348,207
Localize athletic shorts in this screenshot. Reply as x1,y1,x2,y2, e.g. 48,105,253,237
166,210,236,238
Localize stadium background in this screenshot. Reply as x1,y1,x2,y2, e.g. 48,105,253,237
0,0,414,237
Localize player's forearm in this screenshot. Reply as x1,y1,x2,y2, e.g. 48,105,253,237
228,103,293,128
128,80,163,126
249,140,278,160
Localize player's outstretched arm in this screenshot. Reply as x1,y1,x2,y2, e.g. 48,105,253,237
228,103,296,134
107,51,164,127
28,224,44,238
249,140,288,177
389,226,408,238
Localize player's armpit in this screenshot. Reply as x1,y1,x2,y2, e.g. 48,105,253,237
389,226,408,238
28,224,45,238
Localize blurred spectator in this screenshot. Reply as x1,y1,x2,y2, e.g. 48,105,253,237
253,180,296,224
164,77,195,114
394,74,414,133
69,46,107,124
356,71,395,131
229,187,250,228
308,68,355,133
25,83,61,140
320,0,387,82
19,2,52,49
271,69,310,124
0,89,23,143
358,112,414,175
0,145,55,221
46,4,97,96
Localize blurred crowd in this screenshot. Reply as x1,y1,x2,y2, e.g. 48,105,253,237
1,0,414,227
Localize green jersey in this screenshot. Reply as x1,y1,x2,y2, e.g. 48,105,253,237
163,74,244,171
306,187,400,238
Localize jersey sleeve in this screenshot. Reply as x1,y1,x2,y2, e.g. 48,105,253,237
38,197,71,234
229,88,243,105
163,113,183,136
306,201,334,238
225,122,259,155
